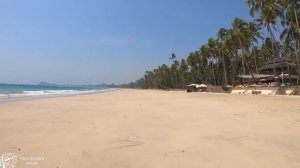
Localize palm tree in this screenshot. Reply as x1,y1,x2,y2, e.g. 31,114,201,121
248,21,263,73
247,0,281,59
201,38,220,85
186,52,197,83
178,59,189,88
230,18,252,74
282,0,300,37
281,0,300,78
187,51,204,83
169,53,176,62
169,53,177,88
171,60,180,88
198,46,209,83
217,28,229,85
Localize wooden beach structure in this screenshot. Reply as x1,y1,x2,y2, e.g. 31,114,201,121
233,57,300,95
239,57,299,86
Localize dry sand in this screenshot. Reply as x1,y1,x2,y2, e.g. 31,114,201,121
0,89,299,168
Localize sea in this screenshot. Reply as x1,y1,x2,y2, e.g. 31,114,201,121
0,83,116,100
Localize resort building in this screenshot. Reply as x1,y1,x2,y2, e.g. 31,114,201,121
240,57,299,86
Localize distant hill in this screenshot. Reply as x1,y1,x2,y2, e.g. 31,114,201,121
38,82,59,86
38,82,117,88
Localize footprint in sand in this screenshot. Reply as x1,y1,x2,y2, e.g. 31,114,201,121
107,136,145,149
203,135,248,141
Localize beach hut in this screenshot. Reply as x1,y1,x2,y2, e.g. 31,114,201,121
186,84,199,92
259,57,298,86
186,84,207,92
199,84,207,92
238,57,298,86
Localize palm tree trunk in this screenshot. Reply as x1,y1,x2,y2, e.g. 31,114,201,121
293,8,300,40
229,52,236,86
215,64,220,85
298,43,300,84
222,55,228,85
291,34,300,80
211,63,217,86
268,26,276,59
296,42,300,77
267,26,277,77
230,59,235,86
238,37,246,74
221,45,228,85
293,8,300,83
253,48,258,74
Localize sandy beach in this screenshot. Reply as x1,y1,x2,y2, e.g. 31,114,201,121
0,89,299,168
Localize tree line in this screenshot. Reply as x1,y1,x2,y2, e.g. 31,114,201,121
131,0,300,89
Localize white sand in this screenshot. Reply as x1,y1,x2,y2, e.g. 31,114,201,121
0,89,299,168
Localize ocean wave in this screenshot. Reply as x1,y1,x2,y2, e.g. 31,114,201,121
0,89,117,99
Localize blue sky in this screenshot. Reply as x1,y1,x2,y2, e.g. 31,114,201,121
0,0,252,85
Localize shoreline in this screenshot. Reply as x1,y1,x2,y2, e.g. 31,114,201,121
0,88,120,105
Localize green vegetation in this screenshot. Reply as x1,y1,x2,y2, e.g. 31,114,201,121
132,0,300,89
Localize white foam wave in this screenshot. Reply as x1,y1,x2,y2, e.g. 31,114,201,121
0,94,8,98
0,89,117,99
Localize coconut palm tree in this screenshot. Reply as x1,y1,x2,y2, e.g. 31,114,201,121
248,21,263,73
281,0,300,77
200,44,217,85
178,59,189,88
230,18,252,74
168,53,178,88
217,28,229,85
282,0,300,37
247,0,281,59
